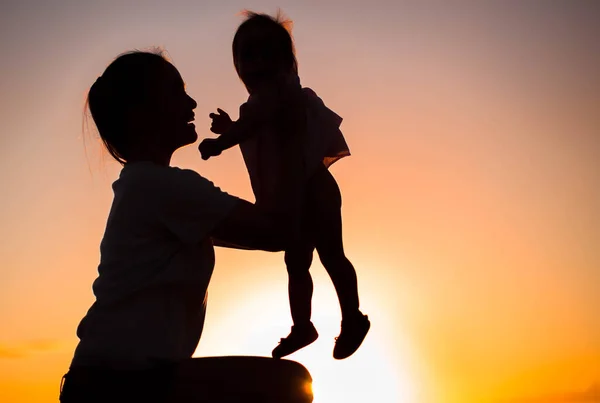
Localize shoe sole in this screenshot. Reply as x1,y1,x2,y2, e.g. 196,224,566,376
333,319,371,360
272,332,319,359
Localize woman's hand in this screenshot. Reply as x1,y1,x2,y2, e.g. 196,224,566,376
199,138,222,160
209,108,233,135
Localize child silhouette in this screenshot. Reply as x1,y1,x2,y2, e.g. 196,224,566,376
200,12,370,360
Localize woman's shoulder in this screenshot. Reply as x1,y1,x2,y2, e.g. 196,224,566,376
301,87,326,107
120,162,212,190
301,87,318,98
122,161,187,179
162,166,218,190
123,163,237,208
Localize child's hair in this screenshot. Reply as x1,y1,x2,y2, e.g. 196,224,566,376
85,49,169,165
232,10,298,84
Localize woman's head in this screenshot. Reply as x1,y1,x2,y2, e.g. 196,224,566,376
87,50,197,165
232,11,297,92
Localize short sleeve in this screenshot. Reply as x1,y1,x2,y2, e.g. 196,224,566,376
159,168,240,245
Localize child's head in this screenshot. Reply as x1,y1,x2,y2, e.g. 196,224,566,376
232,11,297,92
86,50,197,165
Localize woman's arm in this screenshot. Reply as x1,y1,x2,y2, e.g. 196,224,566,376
211,200,286,252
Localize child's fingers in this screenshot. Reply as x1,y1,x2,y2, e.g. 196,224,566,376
216,108,230,118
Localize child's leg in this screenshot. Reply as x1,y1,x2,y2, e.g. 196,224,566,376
308,169,360,320
307,168,370,360
272,226,318,359
283,240,315,326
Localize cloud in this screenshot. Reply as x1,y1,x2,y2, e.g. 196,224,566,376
0,339,63,359
0,346,25,359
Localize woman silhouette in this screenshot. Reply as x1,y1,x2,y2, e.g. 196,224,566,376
59,50,312,403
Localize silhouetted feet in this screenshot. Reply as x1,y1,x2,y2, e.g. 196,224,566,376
272,323,319,359
333,313,370,360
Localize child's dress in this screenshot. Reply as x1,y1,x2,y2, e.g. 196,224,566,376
238,74,350,212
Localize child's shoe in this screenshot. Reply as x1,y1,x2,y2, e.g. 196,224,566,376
272,322,319,359
333,313,370,360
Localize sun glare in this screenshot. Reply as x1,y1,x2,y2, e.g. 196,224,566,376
202,280,417,403
295,317,415,403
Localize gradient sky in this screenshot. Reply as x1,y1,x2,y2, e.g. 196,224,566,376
1,1,599,402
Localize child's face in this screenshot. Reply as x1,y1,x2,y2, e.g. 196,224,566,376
236,28,285,92
145,61,198,151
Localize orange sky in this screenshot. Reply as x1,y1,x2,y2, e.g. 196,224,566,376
1,1,599,402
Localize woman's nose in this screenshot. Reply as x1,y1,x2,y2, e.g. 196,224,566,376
188,94,197,109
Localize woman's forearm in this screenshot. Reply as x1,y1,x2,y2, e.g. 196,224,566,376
211,200,285,252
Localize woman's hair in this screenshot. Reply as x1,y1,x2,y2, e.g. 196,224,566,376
232,10,298,84
84,49,169,165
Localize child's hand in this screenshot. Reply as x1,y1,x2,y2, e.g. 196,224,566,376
209,108,233,135
199,138,222,160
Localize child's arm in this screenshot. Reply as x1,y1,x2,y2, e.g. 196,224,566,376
200,94,273,160
213,112,258,151
199,118,257,160
200,108,257,160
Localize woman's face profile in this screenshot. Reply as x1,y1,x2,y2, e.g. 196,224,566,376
144,61,198,152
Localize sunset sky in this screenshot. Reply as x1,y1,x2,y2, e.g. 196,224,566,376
1,1,599,402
